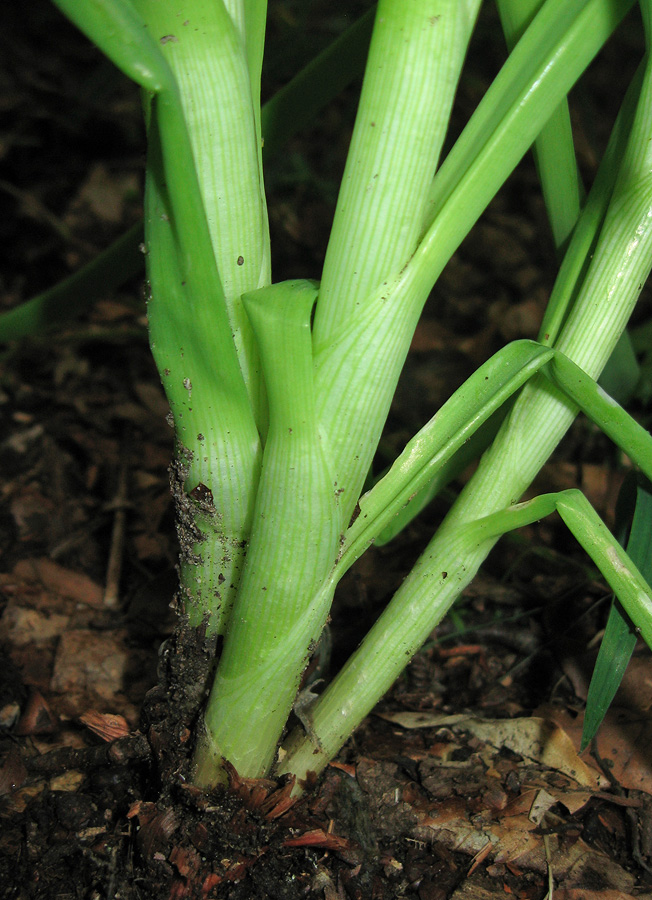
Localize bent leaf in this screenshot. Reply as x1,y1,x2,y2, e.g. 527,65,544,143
337,340,554,577
581,474,652,749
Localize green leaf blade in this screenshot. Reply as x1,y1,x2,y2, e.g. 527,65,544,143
51,0,173,93
581,476,652,749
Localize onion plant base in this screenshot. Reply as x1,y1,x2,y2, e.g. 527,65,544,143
31,0,652,821
7,3,652,896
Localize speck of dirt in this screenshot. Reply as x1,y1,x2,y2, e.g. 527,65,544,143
169,447,204,568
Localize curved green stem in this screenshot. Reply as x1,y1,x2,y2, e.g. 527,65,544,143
279,24,652,786
194,282,339,782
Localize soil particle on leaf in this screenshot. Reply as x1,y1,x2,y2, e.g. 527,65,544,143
169,449,205,569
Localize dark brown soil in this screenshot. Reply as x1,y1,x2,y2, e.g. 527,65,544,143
2,3,652,899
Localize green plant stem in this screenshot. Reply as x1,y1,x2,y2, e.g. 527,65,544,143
50,0,650,791
279,21,652,786
146,81,263,636
310,0,480,526
192,0,477,782
197,0,639,780
136,0,273,635
134,0,270,426
48,0,265,636
194,281,340,783
144,127,261,635
312,0,633,534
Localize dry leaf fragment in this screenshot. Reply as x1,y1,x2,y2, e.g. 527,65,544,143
282,828,350,851
79,710,129,741
15,689,57,735
13,558,103,607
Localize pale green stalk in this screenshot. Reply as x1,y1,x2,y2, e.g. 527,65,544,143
143,139,260,636
313,0,632,533
134,0,270,423
132,0,272,635
52,0,267,636
312,0,481,523
52,0,649,790
314,0,479,344
279,4,652,785
194,281,340,782
193,0,476,781
197,0,637,779
304,0,632,555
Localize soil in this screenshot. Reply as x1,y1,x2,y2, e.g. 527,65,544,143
2,2,652,899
